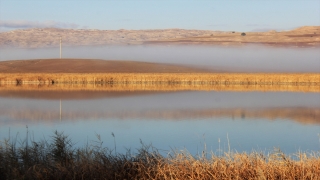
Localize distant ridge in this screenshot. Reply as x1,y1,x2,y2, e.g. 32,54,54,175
0,26,319,48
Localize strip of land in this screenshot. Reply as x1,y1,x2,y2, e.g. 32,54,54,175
0,59,319,92
147,26,320,47
0,59,212,73
1,26,319,48
0,90,162,100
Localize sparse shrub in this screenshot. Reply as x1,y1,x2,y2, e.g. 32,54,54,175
241,32,246,36
51,131,74,165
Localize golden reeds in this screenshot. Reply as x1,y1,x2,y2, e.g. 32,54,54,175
1,73,319,84
0,83,319,92
0,73,319,92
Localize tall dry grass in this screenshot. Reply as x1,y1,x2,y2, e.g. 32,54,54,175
1,73,319,92
0,73,319,85
0,131,319,179
0,73,319,92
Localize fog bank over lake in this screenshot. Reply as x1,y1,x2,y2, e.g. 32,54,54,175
1,45,319,73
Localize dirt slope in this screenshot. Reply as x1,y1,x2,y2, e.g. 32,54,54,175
0,59,212,73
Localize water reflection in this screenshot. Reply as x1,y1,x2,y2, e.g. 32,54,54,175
0,91,319,154
1,107,319,125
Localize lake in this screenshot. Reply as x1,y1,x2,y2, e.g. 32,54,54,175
0,45,319,155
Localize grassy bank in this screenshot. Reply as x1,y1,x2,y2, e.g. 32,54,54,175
0,132,319,179
1,73,319,92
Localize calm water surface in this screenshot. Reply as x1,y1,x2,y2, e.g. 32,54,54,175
0,91,319,155
0,45,319,155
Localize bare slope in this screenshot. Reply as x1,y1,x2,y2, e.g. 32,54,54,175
0,59,211,73
0,90,167,100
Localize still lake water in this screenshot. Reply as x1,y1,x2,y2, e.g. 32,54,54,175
0,45,319,155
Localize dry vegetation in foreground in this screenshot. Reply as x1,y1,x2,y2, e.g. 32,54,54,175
0,131,319,180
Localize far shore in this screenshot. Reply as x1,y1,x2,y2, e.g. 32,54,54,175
0,59,319,93
145,26,320,47
0,26,319,48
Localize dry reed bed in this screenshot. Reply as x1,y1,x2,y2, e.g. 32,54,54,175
0,73,319,92
0,73,319,84
1,82,319,92
0,131,319,179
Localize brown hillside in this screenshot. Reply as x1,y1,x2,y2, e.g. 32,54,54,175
0,59,212,73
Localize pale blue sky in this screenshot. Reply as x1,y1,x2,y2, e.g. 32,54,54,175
0,0,319,32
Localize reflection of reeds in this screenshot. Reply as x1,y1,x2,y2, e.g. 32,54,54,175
0,132,319,179
1,107,319,125
0,74,319,92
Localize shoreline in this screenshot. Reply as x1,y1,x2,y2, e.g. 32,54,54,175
1,59,319,92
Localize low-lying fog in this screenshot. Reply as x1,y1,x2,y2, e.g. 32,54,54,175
1,45,319,72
